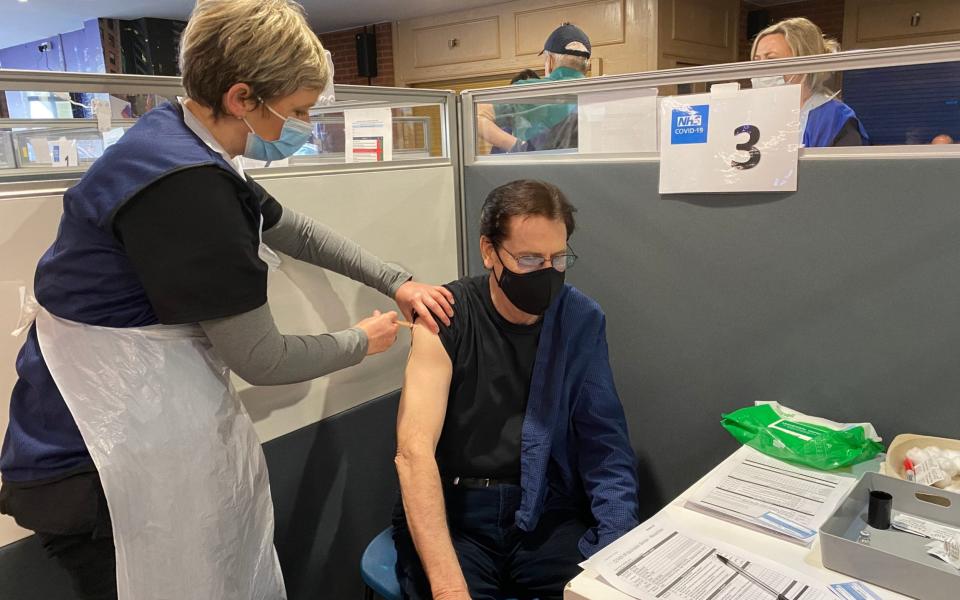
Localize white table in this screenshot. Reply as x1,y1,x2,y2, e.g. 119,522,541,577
564,447,914,600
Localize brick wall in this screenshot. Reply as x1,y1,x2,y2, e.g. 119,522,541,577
98,18,122,74
318,22,395,87
739,1,846,61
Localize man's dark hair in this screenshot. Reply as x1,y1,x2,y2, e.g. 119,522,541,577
510,69,541,84
479,180,577,247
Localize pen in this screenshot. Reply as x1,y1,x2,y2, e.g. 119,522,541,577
715,554,789,600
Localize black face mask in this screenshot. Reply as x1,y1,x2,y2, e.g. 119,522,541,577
494,251,565,315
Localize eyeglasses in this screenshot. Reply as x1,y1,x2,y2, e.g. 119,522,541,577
497,245,578,273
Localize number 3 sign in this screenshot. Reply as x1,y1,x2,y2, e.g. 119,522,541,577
658,84,801,194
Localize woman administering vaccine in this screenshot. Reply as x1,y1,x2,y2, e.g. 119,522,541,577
751,17,869,148
0,1,453,599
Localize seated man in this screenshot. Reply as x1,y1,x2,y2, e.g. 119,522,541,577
394,180,639,600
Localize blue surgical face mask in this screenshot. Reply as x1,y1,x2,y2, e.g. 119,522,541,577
242,102,313,161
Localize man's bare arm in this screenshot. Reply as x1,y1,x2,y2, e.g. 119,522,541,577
395,325,469,599
477,102,518,152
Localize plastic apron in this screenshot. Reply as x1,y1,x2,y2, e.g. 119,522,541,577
20,235,287,599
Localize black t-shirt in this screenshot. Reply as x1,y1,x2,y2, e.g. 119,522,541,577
435,275,543,480
112,166,283,324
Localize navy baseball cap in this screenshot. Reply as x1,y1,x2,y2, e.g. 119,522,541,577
540,23,591,58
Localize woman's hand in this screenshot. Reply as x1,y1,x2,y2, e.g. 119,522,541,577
394,281,455,334
354,310,399,355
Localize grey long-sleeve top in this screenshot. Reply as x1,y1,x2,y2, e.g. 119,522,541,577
199,207,412,385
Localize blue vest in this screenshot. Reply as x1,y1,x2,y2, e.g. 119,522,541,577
1,103,244,481
804,99,870,148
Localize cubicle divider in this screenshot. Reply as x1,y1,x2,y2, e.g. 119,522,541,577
0,72,460,599
460,41,960,517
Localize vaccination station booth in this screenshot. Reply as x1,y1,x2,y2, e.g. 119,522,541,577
2,39,960,599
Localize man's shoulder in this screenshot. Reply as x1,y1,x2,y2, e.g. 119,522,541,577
443,275,487,305
433,275,488,349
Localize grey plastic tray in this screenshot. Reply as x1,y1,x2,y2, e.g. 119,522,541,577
820,472,960,600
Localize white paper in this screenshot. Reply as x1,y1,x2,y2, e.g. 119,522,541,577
344,107,392,163
28,137,51,165
577,88,658,154
685,447,856,546
913,459,947,487
94,99,112,133
659,85,801,194
584,514,833,600
926,536,960,570
891,511,960,543
49,137,78,168
829,581,884,600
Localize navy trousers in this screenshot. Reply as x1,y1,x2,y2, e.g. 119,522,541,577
393,483,589,600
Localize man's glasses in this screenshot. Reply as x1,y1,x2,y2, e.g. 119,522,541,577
498,246,578,273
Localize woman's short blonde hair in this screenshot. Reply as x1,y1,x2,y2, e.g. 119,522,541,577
179,0,329,117
751,17,840,93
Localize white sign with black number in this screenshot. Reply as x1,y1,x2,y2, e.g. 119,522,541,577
658,84,801,194
49,137,79,168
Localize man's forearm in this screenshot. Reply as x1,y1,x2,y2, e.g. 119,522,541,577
395,453,468,596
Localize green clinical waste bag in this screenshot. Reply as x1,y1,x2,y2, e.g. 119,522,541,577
721,401,884,470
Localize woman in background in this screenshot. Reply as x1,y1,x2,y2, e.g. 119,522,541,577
752,17,870,148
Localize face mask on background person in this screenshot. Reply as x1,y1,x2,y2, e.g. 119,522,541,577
494,249,565,315
242,101,313,161
751,75,787,89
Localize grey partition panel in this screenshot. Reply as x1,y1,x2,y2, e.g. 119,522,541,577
464,159,960,511
266,390,400,600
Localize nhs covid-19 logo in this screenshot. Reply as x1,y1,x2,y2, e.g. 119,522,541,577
671,105,709,144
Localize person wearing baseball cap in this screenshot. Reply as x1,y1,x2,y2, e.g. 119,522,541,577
538,22,592,64
478,23,592,153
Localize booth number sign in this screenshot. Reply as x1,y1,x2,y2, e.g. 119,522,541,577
658,85,801,194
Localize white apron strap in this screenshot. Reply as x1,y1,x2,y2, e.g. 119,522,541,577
10,285,39,337
259,214,282,271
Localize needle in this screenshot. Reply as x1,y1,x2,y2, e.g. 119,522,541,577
397,320,414,329
715,554,789,600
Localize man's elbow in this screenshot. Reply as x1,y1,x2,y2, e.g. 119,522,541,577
394,444,435,479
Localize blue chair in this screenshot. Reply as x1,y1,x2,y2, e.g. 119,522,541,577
360,526,522,600
361,527,402,600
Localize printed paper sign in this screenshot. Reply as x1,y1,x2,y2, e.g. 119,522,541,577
659,84,801,194
49,138,79,168
344,108,393,163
